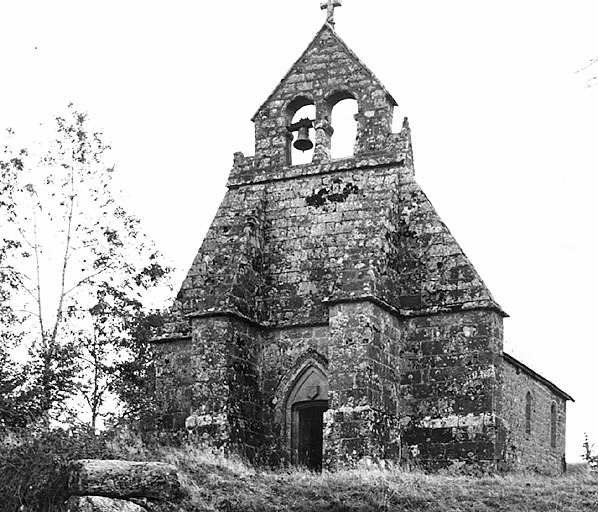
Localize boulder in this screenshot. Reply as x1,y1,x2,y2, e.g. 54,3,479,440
65,496,147,512
69,459,180,501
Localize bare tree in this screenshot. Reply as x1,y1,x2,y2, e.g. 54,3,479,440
576,57,598,88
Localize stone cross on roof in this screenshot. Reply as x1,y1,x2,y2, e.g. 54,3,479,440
320,0,342,27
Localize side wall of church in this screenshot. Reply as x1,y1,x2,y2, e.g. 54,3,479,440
501,360,567,474
399,309,505,471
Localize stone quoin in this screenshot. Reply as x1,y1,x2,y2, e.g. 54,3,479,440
151,6,573,473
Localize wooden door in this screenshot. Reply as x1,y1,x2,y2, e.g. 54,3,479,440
294,400,327,471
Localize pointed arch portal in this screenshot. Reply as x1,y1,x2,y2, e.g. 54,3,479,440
279,356,329,470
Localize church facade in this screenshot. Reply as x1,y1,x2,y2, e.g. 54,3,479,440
152,19,572,473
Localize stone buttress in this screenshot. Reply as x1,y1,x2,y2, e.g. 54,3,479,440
152,22,515,470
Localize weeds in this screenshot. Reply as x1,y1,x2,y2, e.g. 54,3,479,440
1,427,597,512
0,426,117,512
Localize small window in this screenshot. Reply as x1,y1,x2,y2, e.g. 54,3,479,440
550,403,557,448
525,392,532,435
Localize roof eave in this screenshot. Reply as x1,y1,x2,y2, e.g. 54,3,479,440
503,352,574,402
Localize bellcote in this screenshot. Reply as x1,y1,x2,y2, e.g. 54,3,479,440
240,23,400,170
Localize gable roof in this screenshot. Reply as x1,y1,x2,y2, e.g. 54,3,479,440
252,23,397,122
392,175,508,316
503,352,574,402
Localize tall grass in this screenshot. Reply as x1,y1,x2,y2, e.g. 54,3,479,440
153,443,598,512
1,427,596,512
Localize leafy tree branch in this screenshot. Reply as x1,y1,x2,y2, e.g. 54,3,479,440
0,105,172,427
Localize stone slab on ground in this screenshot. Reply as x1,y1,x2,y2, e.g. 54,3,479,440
65,495,147,512
69,459,180,501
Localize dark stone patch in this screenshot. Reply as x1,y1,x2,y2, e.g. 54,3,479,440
306,183,359,208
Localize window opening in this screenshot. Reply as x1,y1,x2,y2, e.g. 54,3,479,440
525,392,532,435
291,104,315,165
330,98,358,159
550,403,557,448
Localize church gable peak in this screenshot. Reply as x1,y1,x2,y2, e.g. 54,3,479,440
252,24,396,122
250,23,398,166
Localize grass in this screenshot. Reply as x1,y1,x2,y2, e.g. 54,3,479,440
2,428,596,511
143,444,598,512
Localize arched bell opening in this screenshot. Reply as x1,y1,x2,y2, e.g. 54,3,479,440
326,91,358,159
285,96,315,166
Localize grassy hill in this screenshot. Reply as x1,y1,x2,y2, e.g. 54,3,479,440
1,428,596,511
162,446,598,512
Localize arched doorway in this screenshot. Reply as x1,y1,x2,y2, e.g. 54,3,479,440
292,400,328,470
278,356,328,470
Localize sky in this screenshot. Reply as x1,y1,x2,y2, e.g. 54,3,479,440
1,0,597,462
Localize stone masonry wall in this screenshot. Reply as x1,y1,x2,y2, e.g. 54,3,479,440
175,185,267,323
324,301,402,469
260,162,402,325
399,310,505,471
501,358,567,474
392,147,502,314
254,300,403,468
154,315,263,459
250,24,396,169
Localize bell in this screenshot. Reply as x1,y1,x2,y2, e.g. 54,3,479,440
293,126,313,152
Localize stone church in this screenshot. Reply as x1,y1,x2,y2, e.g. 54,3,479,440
153,5,572,473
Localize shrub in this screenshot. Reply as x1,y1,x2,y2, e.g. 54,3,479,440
0,426,118,512
582,433,598,470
